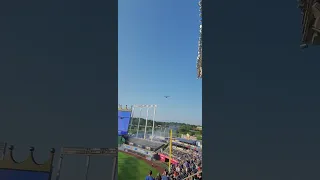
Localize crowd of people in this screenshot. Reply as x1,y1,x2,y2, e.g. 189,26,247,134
147,145,202,180
163,146,201,162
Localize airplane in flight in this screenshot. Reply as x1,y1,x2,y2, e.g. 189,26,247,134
164,96,170,99
298,0,320,48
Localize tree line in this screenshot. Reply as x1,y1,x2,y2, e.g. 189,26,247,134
128,117,202,140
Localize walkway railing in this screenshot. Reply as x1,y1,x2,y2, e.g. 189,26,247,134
182,171,202,180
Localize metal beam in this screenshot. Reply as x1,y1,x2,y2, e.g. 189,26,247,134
61,147,117,156
56,147,118,180
0,142,7,160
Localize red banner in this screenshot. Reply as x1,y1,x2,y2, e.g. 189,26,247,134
158,153,179,164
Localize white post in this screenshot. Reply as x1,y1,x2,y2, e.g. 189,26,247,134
55,154,64,180
112,157,117,180
129,105,135,134
151,105,156,140
144,106,150,139
136,107,142,137
84,155,90,180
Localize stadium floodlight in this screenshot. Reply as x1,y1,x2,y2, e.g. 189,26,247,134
143,106,150,139
130,104,157,140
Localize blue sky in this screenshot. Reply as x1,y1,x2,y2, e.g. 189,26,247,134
118,0,202,125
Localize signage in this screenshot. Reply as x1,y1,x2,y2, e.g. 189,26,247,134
123,145,154,157
62,147,117,156
158,153,179,164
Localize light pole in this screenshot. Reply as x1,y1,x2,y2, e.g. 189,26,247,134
131,104,157,139
129,105,134,134
151,105,157,139
136,107,142,137
144,106,150,139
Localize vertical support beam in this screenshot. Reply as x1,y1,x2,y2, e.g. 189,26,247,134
111,156,117,180
55,154,64,180
129,105,135,134
151,105,157,139
144,106,150,139
0,142,7,160
85,155,90,180
168,129,173,171
136,107,142,137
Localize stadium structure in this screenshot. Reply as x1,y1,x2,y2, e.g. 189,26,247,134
197,0,202,78
1,144,117,180
0,143,56,180
118,104,203,179
298,0,320,48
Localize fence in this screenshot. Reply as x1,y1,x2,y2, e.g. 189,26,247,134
182,171,202,180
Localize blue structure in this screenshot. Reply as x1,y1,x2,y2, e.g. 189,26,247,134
118,105,132,136
0,145,55,180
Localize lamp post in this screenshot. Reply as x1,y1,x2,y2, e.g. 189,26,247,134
144,106,150,139
151,105,157,139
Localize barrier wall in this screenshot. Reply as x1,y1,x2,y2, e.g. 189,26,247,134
122,144,155,158
158,153,179,165
118,110,131,135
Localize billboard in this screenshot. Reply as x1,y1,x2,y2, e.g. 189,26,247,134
118,110,131,135
158,153,179,164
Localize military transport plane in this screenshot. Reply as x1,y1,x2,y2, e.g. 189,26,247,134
298,0,320,48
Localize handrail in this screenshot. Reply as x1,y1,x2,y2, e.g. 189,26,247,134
182,171,202,180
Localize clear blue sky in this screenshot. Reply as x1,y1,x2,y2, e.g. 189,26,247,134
118,0,202,125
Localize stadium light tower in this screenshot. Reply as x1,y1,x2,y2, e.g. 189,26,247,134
143,106,150,139
136,106,143,137
151,105,157,139
131,104,157,139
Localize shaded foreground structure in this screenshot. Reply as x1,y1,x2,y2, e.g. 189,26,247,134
196,0,202,78
55,147,117,180
0,142,118,180
298,0,320,48
0,142,55,180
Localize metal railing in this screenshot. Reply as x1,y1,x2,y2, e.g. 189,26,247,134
182,171,202,180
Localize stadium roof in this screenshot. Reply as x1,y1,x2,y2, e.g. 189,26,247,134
176,138,197,145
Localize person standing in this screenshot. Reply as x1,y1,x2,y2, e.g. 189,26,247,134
161,171,169,180
145,170,154,180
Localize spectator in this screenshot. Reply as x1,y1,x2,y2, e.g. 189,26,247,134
163,147,202,180
145,170,154,180
155,173,162,180
162,171,169,180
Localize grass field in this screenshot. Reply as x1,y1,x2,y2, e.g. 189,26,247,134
118,152,160,180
